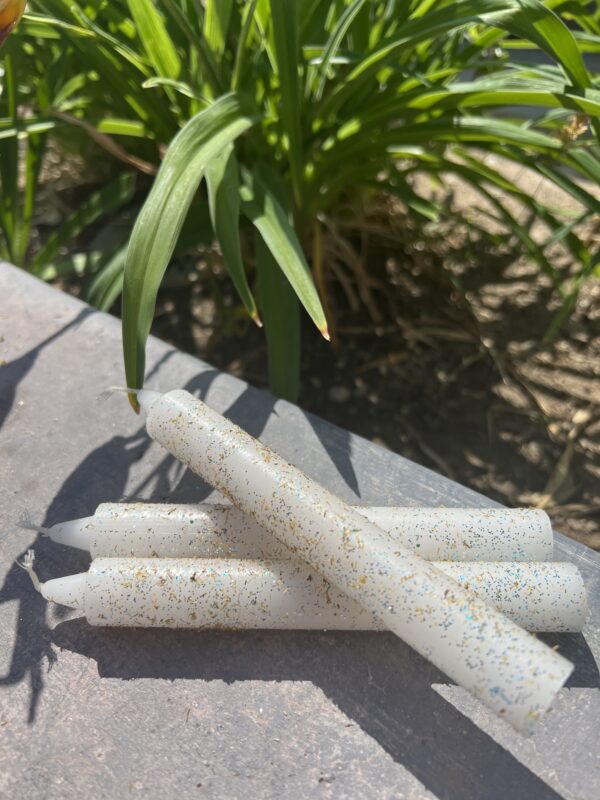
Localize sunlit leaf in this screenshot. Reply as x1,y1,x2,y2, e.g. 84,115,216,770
206,145,261,324
240,165,328,338
122,95,257,401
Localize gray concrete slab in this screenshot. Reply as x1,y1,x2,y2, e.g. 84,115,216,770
0,262,599,800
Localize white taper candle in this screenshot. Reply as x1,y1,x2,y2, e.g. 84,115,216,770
132,388,572,731
43,503,551,561
34,558,586,633
436,562,586,632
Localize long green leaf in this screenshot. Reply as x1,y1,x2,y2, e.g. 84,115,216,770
386,83,600,118
563,148,600,186
231,0,260,91
122,94,257,400
374,178,440,221
203,0,234,60
316,0,591,121
268,0,303,206
160,0,222,97
86,245,128,311
127,0,181,80
206,146,261,324
0,48,19,259
317,116,563,182
313,0,368,101
256,230,301,402
91,197,215,312
545,250,600,342
240,165,328,338
0,119,58,139
16,128,46,265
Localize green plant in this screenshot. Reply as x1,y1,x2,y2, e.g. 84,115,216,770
0,35,55,266
7,1,600,401
0,28,139,279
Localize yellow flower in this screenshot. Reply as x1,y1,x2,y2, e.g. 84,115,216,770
0,0,26,46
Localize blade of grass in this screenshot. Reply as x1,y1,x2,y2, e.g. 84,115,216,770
268,0,303,207
206,145,261,324
256,230,301,402
545,250,600,342
316,116,563,183
15,129,46,265
313,0,368,101
203,0,234,60
240,164,328,339
315,0,592,123
160,0,222,97
0,46,19,262
86,245,129,311
231,0,259,91
372,178,440,221
122,94,257,404
127,0,181,80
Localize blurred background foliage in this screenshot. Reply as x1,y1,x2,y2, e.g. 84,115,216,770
1,0,599,400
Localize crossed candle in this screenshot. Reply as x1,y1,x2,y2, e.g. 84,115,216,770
22,387,586,732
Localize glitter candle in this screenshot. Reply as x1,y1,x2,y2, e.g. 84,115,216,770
128,388,572,731
35,503,553,561
436,561,586,632
26,556,586,633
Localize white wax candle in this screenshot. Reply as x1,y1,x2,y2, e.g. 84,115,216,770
437,562,586,632
132,389,572,731
41,503,551,561
33,558,586,633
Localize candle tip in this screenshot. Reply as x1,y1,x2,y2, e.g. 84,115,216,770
16,549,43,594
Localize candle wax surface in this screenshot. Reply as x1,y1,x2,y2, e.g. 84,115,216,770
40,558,587,633
82,502,553,561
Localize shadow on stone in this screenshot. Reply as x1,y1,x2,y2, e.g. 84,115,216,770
539,632,600,688
50,621,575,800
0,363,275,721
0,430,148,722
0,348,184,722
305,410,361,498
4,347,595,794
0,309,91,431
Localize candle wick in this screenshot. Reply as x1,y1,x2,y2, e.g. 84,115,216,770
98,386,162,416
18,510,52,537
97,386,143,403
16,549,42,594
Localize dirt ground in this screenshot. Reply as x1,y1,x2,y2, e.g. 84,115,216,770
146,163,600,549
